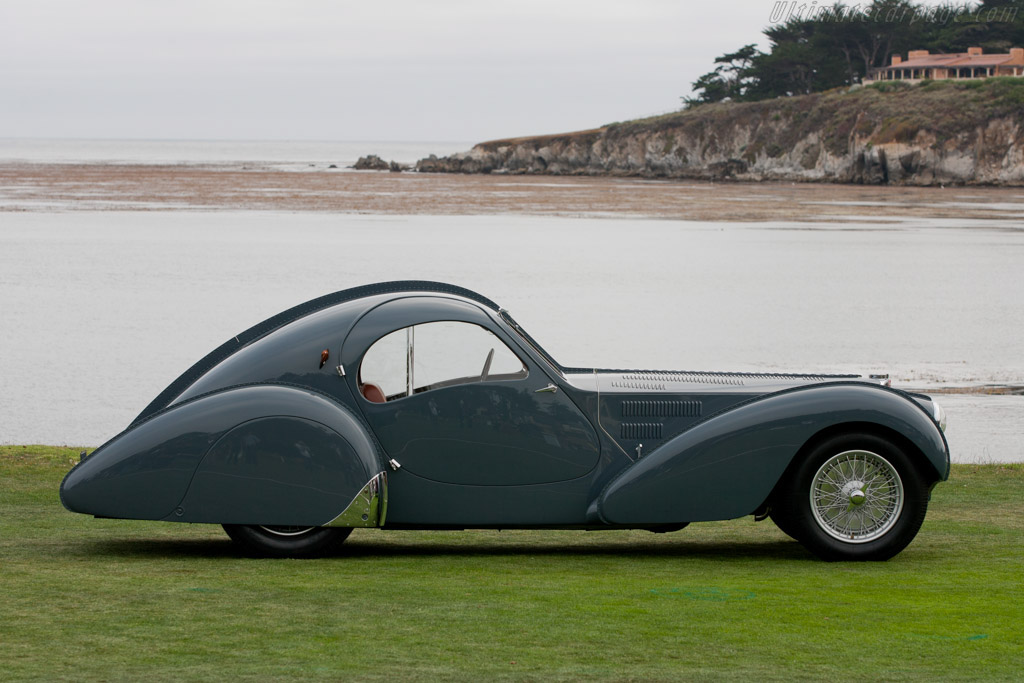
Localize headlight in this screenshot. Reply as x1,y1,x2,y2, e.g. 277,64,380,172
932,400,947,433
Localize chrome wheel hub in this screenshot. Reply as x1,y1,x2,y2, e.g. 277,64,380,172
842,481,867,506
810,450,904,543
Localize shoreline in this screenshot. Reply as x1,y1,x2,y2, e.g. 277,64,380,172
414,80,1024,186
2,161,1023,223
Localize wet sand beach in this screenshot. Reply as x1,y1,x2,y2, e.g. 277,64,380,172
2,161,1024,222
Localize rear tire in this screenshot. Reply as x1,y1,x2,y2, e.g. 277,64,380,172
222,524,352,558
771,433,929,561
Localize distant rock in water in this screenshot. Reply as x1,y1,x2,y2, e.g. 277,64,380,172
352,155,390,170
352,155,409,172
414,79,1024,186
415,154,446,173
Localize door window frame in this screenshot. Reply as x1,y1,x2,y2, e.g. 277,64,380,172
357,320,529,403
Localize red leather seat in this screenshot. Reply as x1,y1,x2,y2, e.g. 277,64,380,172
361,382,386,403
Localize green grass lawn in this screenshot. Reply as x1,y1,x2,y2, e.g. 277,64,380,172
2,446,1022,681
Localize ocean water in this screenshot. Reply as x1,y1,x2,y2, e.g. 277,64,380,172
0,138,471,169
1,210,1021,462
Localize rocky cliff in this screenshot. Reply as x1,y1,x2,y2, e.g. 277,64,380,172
416,78,1024,185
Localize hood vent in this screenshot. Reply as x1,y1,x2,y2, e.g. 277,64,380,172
621,423,663,440
622,400,702,418
610,380,666,390
623,372,745,386
618,370,856,384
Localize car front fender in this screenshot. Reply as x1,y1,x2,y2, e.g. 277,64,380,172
593,383,948,525
61,384,383,526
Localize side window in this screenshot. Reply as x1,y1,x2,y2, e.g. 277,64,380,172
359,321,527,402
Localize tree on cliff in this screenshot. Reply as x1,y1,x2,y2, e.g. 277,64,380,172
685,0,1024,106
686,44,762,103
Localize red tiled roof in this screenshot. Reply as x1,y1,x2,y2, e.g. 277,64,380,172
950,55,1016,66
881,51,1020,70
892,55,960,68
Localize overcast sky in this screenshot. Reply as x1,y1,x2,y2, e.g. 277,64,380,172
0,1,935,142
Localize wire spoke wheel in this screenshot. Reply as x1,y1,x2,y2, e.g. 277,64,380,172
770,432,932,561
809,449,904,543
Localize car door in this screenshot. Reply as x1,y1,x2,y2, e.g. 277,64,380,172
341,297,600,490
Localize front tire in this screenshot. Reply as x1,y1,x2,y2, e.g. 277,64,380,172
771,433,930,561
222,524,352,558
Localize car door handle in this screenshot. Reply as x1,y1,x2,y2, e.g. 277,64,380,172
535,383,558,394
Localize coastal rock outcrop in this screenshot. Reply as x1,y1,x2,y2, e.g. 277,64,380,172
352,155,409,172
352,155,390,170
416,80,1024,186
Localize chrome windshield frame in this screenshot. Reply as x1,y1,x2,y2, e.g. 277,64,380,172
497,308,566,380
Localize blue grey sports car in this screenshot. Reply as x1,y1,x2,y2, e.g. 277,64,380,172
61,281,949,560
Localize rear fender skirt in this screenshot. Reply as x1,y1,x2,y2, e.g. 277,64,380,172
61,385,382,526
593,384,948,525
326,471,388,528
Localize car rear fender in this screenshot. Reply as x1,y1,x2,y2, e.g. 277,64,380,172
592,384,948,525
61,384,385,526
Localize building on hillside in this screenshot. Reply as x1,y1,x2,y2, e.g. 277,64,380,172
870,47,1024,81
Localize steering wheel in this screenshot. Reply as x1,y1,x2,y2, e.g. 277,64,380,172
480,348,494,381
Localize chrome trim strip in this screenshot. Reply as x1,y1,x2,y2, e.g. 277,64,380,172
406,326,415,399
325,471,388,528
594,369,635,462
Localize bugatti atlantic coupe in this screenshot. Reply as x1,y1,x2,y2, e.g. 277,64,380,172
61,282,949,560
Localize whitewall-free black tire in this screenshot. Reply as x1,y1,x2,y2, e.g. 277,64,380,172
223,524,352,558
771,432,930,561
